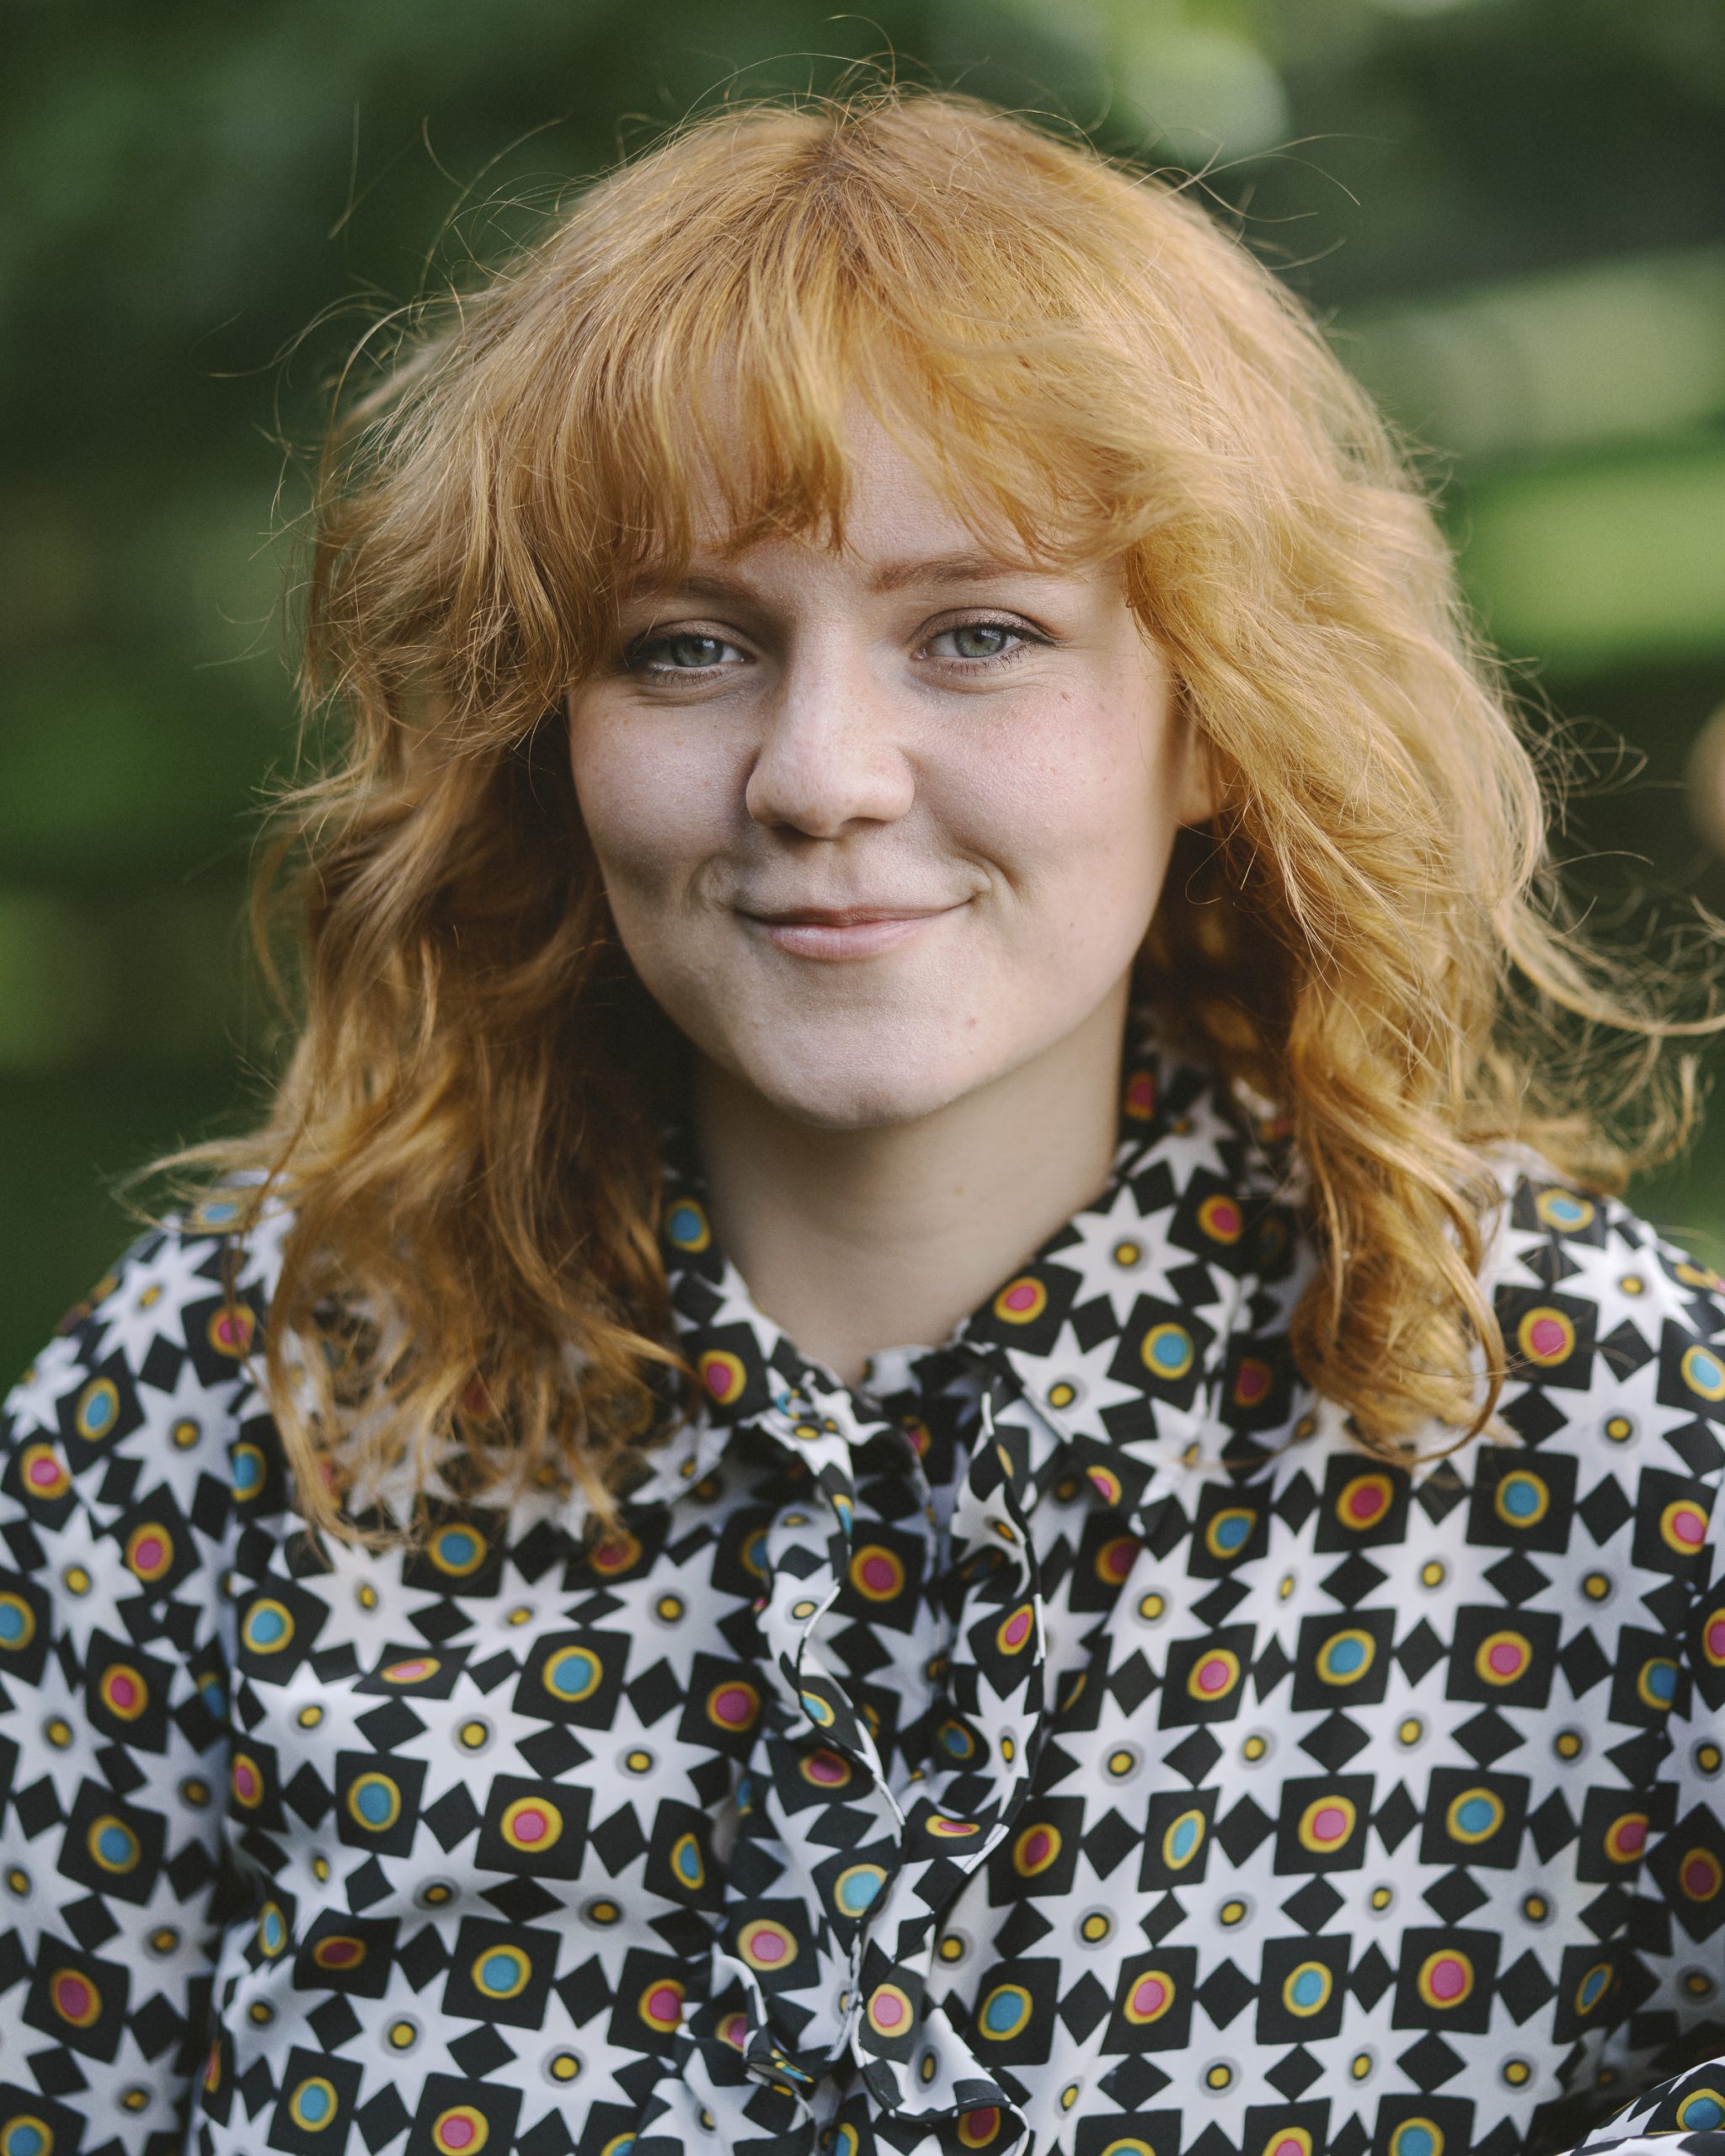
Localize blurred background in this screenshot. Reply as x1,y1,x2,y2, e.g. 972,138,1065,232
4,0,1724,1377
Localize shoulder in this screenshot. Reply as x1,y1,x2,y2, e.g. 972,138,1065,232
2,1180,293,1496
1478,1154,1725,1485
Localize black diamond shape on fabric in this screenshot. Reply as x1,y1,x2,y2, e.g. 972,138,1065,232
1395,1620,1445,1685
554,1953,613,2029
1164,1728,1223,1785
1580,1885,1634,1941
1097,2054,1173,2106
1081,1807,1140,1879
517,2116,577,2156
1216,1796,1274,1864
1413,1468,1467,1523
28,2044,86,2099
1423,1868,1490,1922
1397,2032,1465,2090
284,1764,334,1828
1274,1473,1317,1532
1454,1709,1522,1766
626,1657,684,1726
1318,1553,1389,1608
1498,1389,1567,1445
356,2083,413,2153
1332,2119,1372,2156
1265,2046,1324,2099
994,1904,1054,1957
1373,1782,1420,1853
1252,1637,1293,1700
355,1700,425,1752
1598,1319,1655,1378
1526,1791,1577,1861
1280,1877,1343,1933
1056,1970,1112,2040
592,1805,649,1872
1141,1893,1187,1944
129,1988,186,2062
1192,1579,1252,1628
517,1724,593,1779
1498,1950,1558,2025
1349,1944,1394,2009
62,1895,119,1951
1194,1958,1256,2028
423,1782,482,1853
483,1876,563,1923
396,1924,450,1993
1299,1711,1371,1769
1482,1550,1551,1607
1558,1630,1613,1698
307,1995,362,2052
449,2022,516,2078
1670,1421,1725,1477
345,1856,393,1911
1107,1649,1156,1716
1578,1475,1634,1545
409,1600,473,1646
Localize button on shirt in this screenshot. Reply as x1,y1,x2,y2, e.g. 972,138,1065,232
3,1047,1725,2156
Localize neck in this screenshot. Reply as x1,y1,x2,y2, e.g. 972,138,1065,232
692,986,1132,1386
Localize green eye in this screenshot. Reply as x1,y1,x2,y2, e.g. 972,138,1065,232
948,622,1014,659
655,634,731,669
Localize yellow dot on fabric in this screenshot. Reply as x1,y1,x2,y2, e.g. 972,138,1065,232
1420,1561,1445,1588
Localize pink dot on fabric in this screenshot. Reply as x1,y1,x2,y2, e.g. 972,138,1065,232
808,1753,843,1783
752,1930,787,1964
861,1556,895,1592
1236,1364,1269,1401
647,1984,681,2023
1023,1831,1052,1867
515,1810,547,1843
1001,1282,1039,1312
1617,1818,1648,1854
441,2123,477,2151
1429,1957,1467,2001
1311,1805,1347,1842
1710,1620,1725,1658
1675,1510,1706,1545
55,1977,92,2018
28,1457,59,1487
713,1687,750,1725
873,1991,905,2030
323,1941,360,1965
1684,1858,1716,1896
1489,1641,1524,1676
1132,1974,1167,2015
1197,1657,1230,1694
134,1537,163,1569
1002,1610,1032,1648
1347,1488,1380,1522
1528,1318,1566,1358
110,1675,138,1709
1270,2140,1303,2156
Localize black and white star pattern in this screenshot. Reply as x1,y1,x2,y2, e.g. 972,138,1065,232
3,1043,1725,2156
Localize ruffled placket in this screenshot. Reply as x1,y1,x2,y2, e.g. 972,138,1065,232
630,1049,1300,2154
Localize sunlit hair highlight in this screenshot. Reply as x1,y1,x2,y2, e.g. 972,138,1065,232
168,87,1717,1540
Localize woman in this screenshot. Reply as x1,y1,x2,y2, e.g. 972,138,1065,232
2,89,1722,2156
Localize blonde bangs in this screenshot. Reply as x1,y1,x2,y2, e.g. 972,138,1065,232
157,88,1716,1544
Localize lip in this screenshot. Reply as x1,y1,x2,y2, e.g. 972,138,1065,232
738,902,966,962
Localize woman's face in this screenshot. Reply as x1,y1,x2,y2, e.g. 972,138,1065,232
566,415,1212,1129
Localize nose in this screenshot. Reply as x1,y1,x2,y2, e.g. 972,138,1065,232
743,632,916,837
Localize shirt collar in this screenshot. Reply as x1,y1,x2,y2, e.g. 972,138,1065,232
629,1030,1309,1509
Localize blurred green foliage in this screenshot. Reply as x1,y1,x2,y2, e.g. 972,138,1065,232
4,0,1724,1380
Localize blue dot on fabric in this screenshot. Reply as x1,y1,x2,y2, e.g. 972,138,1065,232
1169,1818,1199,1860
1215,1515,1248,1550
1647,1661,1678,1701
1684,2099,1725,2130
356,1782,394,1824
480,1952,519,1993
297,2084,330,2122
1291,1967,1326,2007
0,1606,25,1643
1398,2129,1436,2156
1503,1478,1541,1516
1456,1797,1496,1836
983,1989,1024,2034
98,1825,133,1865
1327,1638,1365,1674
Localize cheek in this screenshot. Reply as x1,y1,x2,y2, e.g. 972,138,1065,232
565,709,724,900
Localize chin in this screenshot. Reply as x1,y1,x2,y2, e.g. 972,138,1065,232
736,1033,994,1132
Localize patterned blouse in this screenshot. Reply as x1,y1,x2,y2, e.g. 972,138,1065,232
4,1046,1725,2156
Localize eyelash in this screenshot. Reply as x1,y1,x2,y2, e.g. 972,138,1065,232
620,614,1049,680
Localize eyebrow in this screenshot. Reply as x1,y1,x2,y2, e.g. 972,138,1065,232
616,547,1057,608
